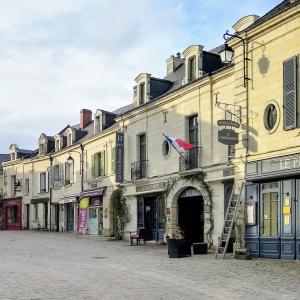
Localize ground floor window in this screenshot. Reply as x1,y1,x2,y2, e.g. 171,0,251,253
262,189,278,237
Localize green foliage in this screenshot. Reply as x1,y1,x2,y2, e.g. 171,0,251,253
111,188,130,239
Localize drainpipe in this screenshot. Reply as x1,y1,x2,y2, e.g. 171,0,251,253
49,155,53,231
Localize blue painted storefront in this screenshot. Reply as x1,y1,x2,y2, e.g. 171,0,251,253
245,154,300,260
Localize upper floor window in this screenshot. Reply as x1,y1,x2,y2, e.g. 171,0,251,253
188,56,196,82
40,172,47,193
139,83,145,105
111,147,116,174
55,139,60,151
188,115,198,146
10,153,16,160
65,160,74,185
11,175,16,196
92,151,105,178
24,178,30,196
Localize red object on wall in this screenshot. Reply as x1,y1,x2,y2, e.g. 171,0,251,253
2,197,22,230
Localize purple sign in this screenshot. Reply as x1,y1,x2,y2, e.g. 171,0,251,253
78,197,89,229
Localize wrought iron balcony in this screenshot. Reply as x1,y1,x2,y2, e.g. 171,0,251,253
179,147,201,172
131,160,148,181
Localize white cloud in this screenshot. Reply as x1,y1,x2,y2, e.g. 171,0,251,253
0,0,281,152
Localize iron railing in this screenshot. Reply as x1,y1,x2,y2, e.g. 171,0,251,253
179,147,201,171
131,160,148,181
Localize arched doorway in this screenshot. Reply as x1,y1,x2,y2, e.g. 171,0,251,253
178,187,204,243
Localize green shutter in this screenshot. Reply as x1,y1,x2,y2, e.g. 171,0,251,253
111,147,116,174
100,151,105,176
91,154,95,178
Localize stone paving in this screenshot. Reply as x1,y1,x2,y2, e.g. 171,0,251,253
0,231,300,300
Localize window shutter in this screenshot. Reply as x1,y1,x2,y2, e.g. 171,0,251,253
59,164,64,185
111,147,116,174
91,154,95,178
100,151,105,176
45,171,49,192
283,56,297,130
70,162,74,184
37,172,40,194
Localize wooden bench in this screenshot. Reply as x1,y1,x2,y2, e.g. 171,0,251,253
129,228,147,246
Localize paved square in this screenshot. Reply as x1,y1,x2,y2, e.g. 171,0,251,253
0,231,300,300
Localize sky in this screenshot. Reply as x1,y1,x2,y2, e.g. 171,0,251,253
0,0,281,153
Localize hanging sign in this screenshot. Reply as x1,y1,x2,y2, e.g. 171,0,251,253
78,197,89,229
218,129,239,145
217,119,240,128
116,132,124,183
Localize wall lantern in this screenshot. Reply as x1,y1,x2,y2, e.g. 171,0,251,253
219,30,250,87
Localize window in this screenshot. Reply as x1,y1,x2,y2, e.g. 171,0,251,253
92,151,105,178
39,143,45,155
162,140,170,158
67,133,72,146
65,161,74,185
55,139,60,151
139,83,145,105
283,56,298,130
10,153,16,160
54,165,60,181
34,204,38,220
264,103,278,131
188,56,196,82
262,183,278,237
111,147,116,173
24,178,30,196
11,175,16,196
139,134,146,162
40,172,47,193
188,115,198,146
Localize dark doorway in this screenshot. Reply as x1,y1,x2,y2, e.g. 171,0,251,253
55,204,59,232
144,197,157,241
26,204,30,230
66,203,74,231
44,203,48,230
178,188,204,243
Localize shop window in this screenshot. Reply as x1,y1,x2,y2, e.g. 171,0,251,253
7,206,18,224
34,204,38,220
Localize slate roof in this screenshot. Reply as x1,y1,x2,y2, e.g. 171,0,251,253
0,154,10,167
245,0,300,32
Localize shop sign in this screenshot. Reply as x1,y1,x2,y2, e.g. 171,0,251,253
78,197,89,229
136,182,166,193
217,119,240,128
116,132,124,183
90,197,102,207
218,129,239,145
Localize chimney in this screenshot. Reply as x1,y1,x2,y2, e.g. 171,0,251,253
80,109,92,129
166,53,184,75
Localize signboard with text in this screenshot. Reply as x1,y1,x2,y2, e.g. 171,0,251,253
218,128,239,145
116,132,124,183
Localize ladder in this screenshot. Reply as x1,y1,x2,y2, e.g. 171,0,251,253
215,181,244,259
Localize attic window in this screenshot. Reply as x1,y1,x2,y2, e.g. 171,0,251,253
67,133,72,146
188,56,196,82
139,83,145,105
39,143,45,156
55,139,60,151
10,153,16,160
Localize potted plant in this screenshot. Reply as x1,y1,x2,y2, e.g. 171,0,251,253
166,227,191,258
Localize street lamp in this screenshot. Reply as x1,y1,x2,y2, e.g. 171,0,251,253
67,144,84,239
219,30,250,87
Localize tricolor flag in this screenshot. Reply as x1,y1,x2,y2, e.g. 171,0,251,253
164,134,193,152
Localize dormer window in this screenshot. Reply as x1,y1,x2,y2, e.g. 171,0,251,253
10,153,16,160
188,56,196,82
55,139,60,151
67,133,72,146
139,82,145,105
39,143,45,156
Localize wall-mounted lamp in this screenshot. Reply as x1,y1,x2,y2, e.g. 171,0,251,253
219,30,251,87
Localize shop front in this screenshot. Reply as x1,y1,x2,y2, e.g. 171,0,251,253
58,195,77,232
79,188,105,235
245,154,300,260
2,197,22,230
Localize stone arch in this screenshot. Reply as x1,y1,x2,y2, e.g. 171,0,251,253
165,176,213,246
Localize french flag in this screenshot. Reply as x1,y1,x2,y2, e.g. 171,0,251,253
164,135,193,151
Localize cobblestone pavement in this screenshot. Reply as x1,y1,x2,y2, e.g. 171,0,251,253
0,232,300,300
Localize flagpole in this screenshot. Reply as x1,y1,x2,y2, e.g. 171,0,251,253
162,133,186,161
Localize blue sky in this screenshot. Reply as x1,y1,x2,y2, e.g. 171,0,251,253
0,0,281,153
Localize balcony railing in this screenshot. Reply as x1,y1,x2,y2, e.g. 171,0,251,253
131,160,148,181
179,147,201,172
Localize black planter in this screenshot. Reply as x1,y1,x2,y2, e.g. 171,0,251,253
167,239,192,258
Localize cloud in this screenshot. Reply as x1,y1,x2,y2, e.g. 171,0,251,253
0,0,281,152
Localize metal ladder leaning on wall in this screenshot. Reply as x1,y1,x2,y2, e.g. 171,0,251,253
215,181,244,259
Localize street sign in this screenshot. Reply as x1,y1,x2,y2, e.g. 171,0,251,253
217,119,240,128
218,129,239,145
